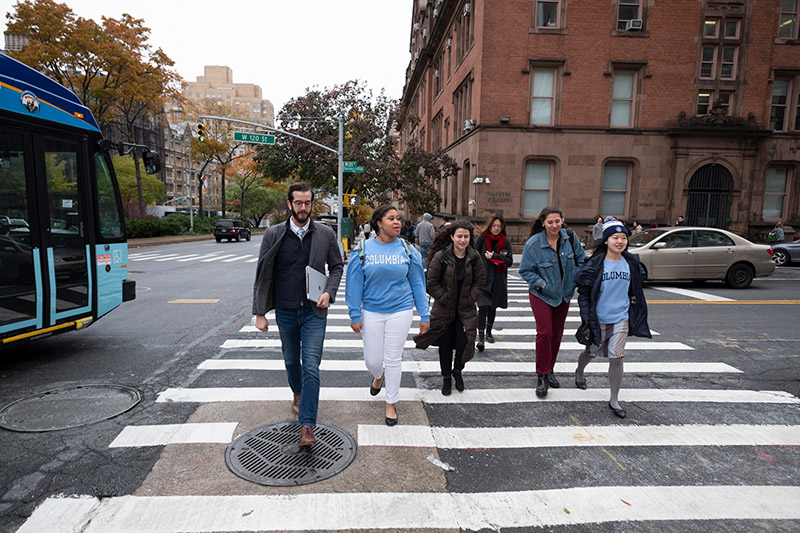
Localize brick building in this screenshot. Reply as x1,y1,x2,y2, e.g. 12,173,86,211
397,0,800,245
183,66,275,127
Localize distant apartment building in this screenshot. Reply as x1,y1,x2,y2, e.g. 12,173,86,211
183,66,275,127
397,0,800,244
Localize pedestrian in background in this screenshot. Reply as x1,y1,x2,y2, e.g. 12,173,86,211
346,205,430,426
631,221,643,235
415,220,485,395
401,219,415,243
675,215,687,226
252,182,344,447
769,221,785,243
473,214,513,352
592,216,604,246
574,217,651,418
363,221,372,239
519,206,586,398
416,212,435,265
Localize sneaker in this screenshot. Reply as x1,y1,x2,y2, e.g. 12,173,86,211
292,394,301,416
299,425,316,447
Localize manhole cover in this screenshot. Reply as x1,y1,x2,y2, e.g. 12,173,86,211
226,422,357,486
0,384,141,432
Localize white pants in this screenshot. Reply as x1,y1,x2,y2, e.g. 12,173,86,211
362,309,413,404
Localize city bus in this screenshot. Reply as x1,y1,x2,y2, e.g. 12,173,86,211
0,54,160,345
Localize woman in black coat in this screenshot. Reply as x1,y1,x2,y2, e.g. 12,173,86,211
473,214,513,351
414,220,485,395
574,217,651,419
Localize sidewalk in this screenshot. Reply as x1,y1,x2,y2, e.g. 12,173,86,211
128,230,265,249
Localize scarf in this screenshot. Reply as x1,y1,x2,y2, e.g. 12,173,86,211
485,233,507,272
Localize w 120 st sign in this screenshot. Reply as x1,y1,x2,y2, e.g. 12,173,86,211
233,132,275,145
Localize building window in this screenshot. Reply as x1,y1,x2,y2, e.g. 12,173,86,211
704,18,719,38
535,1,560,28
779,0,798,39
697,90,733,115
720,46,737,79
724,19,740,38
771,78,792,130
610,72,636,127
763,168,788,218
524,162,551,216
432,112,443,151
531,69,556,125
456,1,474,62
700,46,716,79
617,0,641,31
453,75,473,138
433,53,443,98
602,164,629,216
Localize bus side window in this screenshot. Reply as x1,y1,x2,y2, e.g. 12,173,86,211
94,154,123,239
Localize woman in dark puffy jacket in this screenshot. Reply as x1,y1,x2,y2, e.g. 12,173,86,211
414,220,485,395
574,217,651,419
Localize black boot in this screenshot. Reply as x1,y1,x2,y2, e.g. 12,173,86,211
547,373,560,388
476,331,485,352
536,373,549,398
453,371,464,392
486,323,495,343
442,376,452,396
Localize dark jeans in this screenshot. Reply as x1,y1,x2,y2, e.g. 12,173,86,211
529,295,570,375
478,306,497,331
274,306,326,426
438,317,467,376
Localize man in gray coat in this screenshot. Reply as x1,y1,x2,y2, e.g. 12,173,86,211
416,212,436,265
252,182,344,447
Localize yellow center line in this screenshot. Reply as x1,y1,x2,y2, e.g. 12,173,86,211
168,299,220,303
648,300,800,304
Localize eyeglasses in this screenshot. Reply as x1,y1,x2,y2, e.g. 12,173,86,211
292,201,313,208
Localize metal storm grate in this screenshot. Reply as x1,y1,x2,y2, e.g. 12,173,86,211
225,422,357,486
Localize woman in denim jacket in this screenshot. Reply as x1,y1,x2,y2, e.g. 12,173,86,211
519,206,586,398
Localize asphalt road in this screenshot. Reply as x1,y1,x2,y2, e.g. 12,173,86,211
1,236,799,532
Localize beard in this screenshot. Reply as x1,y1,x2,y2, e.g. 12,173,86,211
290,205,310,225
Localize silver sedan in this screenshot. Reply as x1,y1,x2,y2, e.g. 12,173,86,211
627,226,775,289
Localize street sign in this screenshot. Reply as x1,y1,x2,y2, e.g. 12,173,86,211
234,132,275,145
344,161,365,173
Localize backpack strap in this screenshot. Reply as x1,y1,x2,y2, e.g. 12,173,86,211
357,239,366,264
401,238,412,259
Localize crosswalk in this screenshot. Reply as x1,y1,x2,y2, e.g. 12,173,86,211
128,250,259,263
17,273,800,532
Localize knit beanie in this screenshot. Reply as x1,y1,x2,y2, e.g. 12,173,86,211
602,216,630,242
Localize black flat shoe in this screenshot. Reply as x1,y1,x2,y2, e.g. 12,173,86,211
369,376,384,396
385,416,397,426
547,373,560,388
453,372,464,392
575,371,587,390
608,402,627,418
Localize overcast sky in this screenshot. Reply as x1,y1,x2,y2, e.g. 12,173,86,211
1,0,413,117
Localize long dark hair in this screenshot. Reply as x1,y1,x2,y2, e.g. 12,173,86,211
427,219,474,266
477,213,506,237
369,205,397,236
528,205,564,238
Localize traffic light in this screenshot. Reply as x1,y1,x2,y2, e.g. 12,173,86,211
196,123,206,142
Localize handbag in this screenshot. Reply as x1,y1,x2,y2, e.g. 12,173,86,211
575,321,593,346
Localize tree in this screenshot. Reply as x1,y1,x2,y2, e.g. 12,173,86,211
112,155,165,216
392,142,459,215
226,153,262,216
244,185,285,228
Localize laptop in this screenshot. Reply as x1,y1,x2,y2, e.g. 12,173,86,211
305,266,328,302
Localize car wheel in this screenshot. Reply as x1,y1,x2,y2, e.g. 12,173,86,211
725,263,754,289
236,235,241,242
246,234,251,241
772,250,788,266
215,237,222,243
227,238,232,242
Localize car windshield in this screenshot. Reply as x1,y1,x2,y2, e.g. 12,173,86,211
628,229,667,248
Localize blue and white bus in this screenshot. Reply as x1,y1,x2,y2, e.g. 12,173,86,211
0,54,159,345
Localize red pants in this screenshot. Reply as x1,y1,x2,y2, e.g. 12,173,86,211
529,294,570,375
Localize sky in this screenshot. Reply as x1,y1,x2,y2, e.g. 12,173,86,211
1,0,414,117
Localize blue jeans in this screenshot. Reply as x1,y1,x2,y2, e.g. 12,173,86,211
274,307,326,426
420,243,431,265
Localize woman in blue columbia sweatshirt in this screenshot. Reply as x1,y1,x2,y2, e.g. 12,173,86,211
519,206,586,398
346,205,430,426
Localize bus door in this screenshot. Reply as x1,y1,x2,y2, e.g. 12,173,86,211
0,127,42,337
36,137,92,326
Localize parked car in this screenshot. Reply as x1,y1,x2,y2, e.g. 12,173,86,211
627,226,775,289
771,240,800,267
213,219,251,242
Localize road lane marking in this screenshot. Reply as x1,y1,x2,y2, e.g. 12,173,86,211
108,423,238,447
358,424,800,449
220,339,691,350
647,300,800,304
651,287,734,301
156,387,798,404
18,486,800,531
176,253,223,262
222,255,254,262
245,257,259,263
198,359,738,374
236,324,659,335
201,254,238,262
168,299,220,303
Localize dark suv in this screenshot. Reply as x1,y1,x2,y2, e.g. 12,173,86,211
213,219,251,242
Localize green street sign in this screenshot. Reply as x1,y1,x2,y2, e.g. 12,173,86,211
234,132,275,145
344,161,364,173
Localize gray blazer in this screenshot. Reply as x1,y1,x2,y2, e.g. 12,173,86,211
252,219,344,318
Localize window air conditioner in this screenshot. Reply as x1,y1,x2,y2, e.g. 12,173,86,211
413,22,420,31
463,119,476,131
422,28,428,38
463,3,471,16
625,19,643,31
434,7,438,16
414,52,419,60
434,69,439,78
446,38,452,48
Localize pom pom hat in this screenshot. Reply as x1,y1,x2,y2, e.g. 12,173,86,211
601,216,630,242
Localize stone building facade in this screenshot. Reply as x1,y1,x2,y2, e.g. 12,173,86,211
397,0,800,245
183,66,275,127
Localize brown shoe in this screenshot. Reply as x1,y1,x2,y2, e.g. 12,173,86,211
291,394,301,416
299,425,316,447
